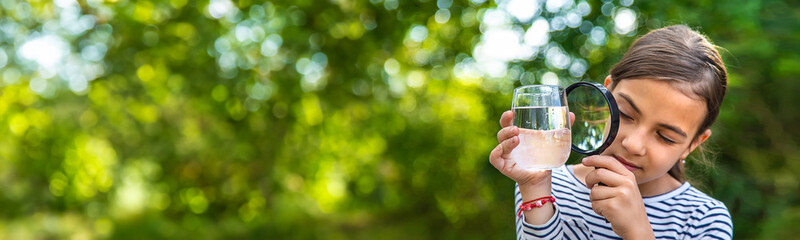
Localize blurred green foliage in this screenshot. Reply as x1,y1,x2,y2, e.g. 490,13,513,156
0,0,798,239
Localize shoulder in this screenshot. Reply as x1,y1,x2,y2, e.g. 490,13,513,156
644,184,732,239
677,186,734,239
664,186,730,217
679,187,731,213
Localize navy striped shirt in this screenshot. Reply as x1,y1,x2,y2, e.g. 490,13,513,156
516,165,733,239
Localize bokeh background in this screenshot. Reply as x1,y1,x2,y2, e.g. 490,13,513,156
0,0,798,239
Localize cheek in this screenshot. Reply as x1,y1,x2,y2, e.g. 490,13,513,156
650,148,682,164
609,122,634,146
600,131,626,155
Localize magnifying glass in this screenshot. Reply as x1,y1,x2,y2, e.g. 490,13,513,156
565,81,620,156
565,81,619,223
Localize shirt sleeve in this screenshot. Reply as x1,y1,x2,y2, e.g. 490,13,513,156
515,184,564,240
686,201,734,240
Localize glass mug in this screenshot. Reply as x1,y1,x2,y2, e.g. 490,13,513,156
511,85,571,170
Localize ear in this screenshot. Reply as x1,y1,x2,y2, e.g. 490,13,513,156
680,129,712,160
604,75,613,88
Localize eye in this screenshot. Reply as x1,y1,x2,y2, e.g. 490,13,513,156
657,132,677,144
620,111,633,120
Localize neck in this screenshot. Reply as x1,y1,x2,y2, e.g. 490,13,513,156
637,174,683,197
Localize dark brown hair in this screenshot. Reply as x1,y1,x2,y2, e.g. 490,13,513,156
608,25,728,182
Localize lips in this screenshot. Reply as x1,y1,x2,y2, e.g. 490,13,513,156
612,155,641,171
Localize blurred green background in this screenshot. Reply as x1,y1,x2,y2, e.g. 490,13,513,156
0,0,798,239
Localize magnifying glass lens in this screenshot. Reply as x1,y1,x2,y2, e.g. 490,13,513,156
565,82,619,156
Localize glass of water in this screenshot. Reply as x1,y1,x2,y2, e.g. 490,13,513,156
511,85,572,170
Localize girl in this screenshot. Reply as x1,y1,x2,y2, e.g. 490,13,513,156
489,25,733,239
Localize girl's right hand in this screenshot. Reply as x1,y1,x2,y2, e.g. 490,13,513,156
488,110,552,187
492,110,575,225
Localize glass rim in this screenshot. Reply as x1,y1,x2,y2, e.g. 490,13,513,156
514,84,563,90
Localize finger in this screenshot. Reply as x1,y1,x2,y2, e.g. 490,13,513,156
588,185,616,201
585,167,628,188
499,136,520,159
496,126,519,143
590,198,613,218
489,144,506,170
569,112,575,127
581,155,631,177
500,110,514,128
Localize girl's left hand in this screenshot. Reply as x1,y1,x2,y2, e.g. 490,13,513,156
582,155,655,239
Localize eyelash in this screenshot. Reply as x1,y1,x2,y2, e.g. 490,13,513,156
620,111,633,120
658,132,677,144
620,111,677,144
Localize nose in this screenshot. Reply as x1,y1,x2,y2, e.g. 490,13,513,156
621,127,647,156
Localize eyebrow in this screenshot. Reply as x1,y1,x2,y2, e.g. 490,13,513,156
619,93,688,138
619,93,641,114
658,124,688,138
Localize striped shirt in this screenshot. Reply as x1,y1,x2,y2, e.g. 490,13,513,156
515,165,733,239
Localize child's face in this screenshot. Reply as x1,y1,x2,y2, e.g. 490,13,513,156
601,78,710,186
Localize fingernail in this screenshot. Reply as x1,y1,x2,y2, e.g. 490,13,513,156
581,158,587,163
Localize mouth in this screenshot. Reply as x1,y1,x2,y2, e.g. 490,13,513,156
612,155,642,172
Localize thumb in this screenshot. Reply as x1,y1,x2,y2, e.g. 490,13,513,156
569,112,575,128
